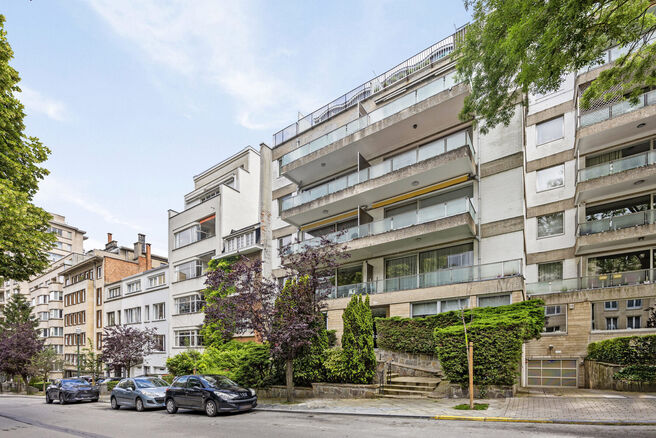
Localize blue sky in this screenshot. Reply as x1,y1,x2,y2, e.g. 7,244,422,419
5,0,471,255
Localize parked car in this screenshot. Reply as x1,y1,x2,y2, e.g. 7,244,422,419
110,377,169,411
46,379,99,404
98,377,122,385
165,375,257,417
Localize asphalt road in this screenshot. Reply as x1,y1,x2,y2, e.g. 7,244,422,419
0,396,654,438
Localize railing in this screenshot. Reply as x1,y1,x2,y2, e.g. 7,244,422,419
577,31,656,76
578,89,656,127
578,209,655,236
527,269,654,294
223,229,260,254
280,71,461,166
289,197,476,254
327,259,522,299
281,130,473,211
273,27,466,147
578,150,656,182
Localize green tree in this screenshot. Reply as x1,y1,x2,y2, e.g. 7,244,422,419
29,346,63,387
457,1,656,133
166,350,202,376
80,339,103,384
0,293,37,331
340,295,376,384
0,14,55,281
201,256,238,347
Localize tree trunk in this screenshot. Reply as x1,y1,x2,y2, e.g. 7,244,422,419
285,359,294,403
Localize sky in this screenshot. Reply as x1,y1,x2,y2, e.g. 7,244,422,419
4,0,471,256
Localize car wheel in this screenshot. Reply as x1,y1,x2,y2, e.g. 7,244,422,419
111,396,120,410
166,398,177,414
59,393,66,405
205,400,218,417
45,393,52,404
135,398,144,412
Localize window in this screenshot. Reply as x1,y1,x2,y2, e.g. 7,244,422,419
536,165,564,192
124,307,141,324
536,116,564,145
107,286,121,299
96,288,102,306
53,344,63,354
440,298,467,313
126,281,141,294
538,262,563,282
627,316,641,329
278,235,292,256
174,255,211,282
144,305,150,322
152,303,165,321
49,309,63,319
107,312,116,327
49,291,63,301
627,299,642,309
174,294,205,314
174,216,215,248
174,330,203,347
51,327,63,336
96,310,102,328
37,295,49,305
96,332,102,349
148,273,166,288
38,312,49,321
153,335,165,352
604,301,618,310
412,301,437,318
545,305,562,316
606,317,618,330
478,294,511,308
537,212,564,237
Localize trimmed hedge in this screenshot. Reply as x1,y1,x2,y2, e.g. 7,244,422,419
197,341,273,388
587,335,656,366
614,365,656,382
106,381,119,392
377,300,544,355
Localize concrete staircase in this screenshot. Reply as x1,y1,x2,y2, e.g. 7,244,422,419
379,374,442,398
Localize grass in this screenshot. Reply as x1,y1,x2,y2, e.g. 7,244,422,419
453,403,489,410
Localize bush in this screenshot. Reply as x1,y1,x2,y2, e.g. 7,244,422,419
377,300,545,355
340,295,376,384
166,350,202,376
161,374,175,385
106,381,119,392
587,335,656,365
196,341,273,388
28,381,44,391
323,348,348,383
326,330,337,347
292,329,329,386
614,365,656,382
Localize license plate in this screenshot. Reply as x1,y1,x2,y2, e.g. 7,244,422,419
238,403,251,410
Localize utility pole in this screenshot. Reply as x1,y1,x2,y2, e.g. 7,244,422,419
468,341,474,410
76,328,81,378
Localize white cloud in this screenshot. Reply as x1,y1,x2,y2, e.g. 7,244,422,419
87,0,316,131
19,87,68,121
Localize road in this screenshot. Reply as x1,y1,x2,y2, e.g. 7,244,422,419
0,396,654,437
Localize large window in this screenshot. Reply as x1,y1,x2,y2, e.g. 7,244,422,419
126,281,141,294
153,335,166,352
536,116,564,145
49,309,63,319
174,330,203,347
124,307,141,324
173,215,216,249
587,250,650,275
152,303,166,321
627,316,641,329
336,265,363,286
537,212,564,237
478,294,511,308
536,165,564,192
49,291,63,301
538,261,563,282
174,255,212,282
174,294,205,314
411,298,467,318
412,302,438,318
385,255,417,292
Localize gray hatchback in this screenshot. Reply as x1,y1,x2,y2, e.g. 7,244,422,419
110,377,169,411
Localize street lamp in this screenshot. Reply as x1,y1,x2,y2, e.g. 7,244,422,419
75,328,81,378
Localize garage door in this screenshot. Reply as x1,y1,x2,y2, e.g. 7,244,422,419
527,359,577,387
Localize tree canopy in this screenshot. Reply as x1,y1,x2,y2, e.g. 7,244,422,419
0,293,38,331
457,0,656,133
0,14,55,281
102,325,157,377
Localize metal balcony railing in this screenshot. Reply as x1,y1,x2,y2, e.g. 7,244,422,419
578,89,656,128
578,150,656,182
326,259,522,299
527,269,655,295
289,197,476,254
281,130,473,211
273,26,466,147
578,209,655,236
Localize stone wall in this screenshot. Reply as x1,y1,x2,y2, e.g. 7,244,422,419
585,360,656,392
430,383,517,399
375,349,442,378
256,383,378,399
256,385,314,399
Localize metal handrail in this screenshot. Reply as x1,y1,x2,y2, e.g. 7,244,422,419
578,150,656,182
578,209,656,236
527,269,654,295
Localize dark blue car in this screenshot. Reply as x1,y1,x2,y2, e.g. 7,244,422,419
46,379,99,404
165,375,257,417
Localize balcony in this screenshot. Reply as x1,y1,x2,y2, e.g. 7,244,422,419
527,269,655,295
219,227,262,259
576,150,656,203
576,210,656,254
289,197,476,260
328,259,522,299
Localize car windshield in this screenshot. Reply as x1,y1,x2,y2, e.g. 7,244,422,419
62,379,88,386
202,375,238,388
134,378,169,388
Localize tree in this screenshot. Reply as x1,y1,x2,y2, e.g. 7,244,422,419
200,256,239,348
29,346,63,388
457,1,656,134
166,350,202,376
0,322,43,390
101,325,157,377
0,15,56,281
0,293,38,331
80,339,103,384
340,295,376,384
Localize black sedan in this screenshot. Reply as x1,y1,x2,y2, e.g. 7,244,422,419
165,375,257,417
46,378,99,404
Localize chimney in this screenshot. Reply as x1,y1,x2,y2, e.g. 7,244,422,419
107,233,113,243
146,244,152,271
134,233,146,260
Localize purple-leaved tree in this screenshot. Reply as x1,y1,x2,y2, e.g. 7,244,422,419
0,322,43,390
102,325,157,377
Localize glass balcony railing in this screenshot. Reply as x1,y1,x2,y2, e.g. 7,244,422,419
578,89,656,128
578,209,655,236
280,71,461,167
327,259,522,299
578,150,656,182
289,197,476,254
281,130,473,211
527,269,655,295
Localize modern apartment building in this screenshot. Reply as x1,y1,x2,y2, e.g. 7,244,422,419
167,147,262,353
103,265,169,377
60,233,166,377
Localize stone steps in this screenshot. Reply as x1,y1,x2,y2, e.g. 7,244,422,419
378,376,440,398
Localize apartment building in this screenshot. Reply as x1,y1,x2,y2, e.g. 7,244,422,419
60,234,166,376
266,27,526,343
524,37,656,387
168,147,261,353
103,265,169,377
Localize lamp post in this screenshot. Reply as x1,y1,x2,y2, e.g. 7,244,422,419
75,328,81,377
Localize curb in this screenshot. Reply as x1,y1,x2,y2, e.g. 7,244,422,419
255,407,656,426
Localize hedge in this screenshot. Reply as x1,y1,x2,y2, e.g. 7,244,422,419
377,300,545,355
197,341,273,388
613,365,656,382
587,335,656,366
106,381,119,392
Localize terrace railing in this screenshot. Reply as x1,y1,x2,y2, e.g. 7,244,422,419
527,269,654,295
578,150,656,182
578,209,655,236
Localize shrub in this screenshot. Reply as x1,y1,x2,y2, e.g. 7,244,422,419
587,335,656,365
323,348,348,383
340,295,376,384
160,374,175,385
613,365,656,382
166,350,202,376
196,341,273,388
28,381,44,391
106,381,119,392
292,329,329,386
326,330,337,347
